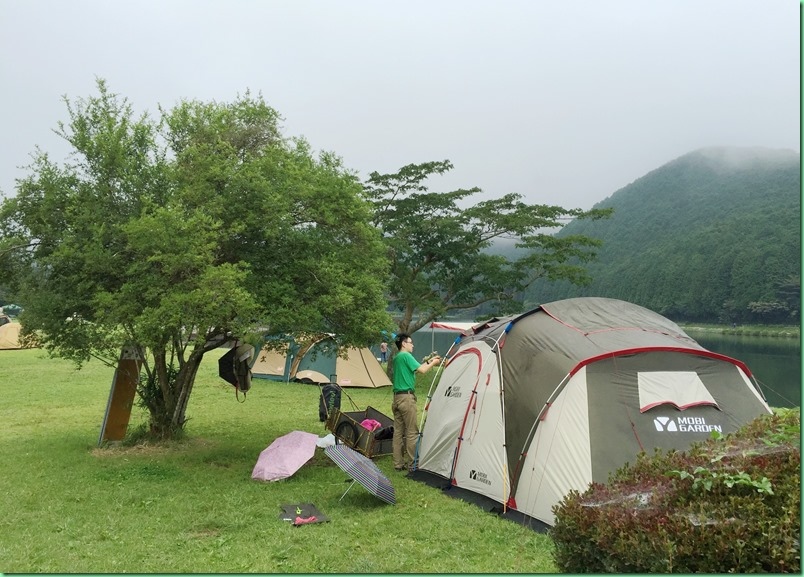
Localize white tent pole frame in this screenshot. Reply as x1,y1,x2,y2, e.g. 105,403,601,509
443,329,508,484
414,328,508,474
417,336,462,432
412,337,461,470
507,370,573,501
495,325,511,511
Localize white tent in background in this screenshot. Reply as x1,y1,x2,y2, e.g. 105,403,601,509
422,321,478,355
427,321,477,332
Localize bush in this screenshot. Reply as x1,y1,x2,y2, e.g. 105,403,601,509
550,409,800,573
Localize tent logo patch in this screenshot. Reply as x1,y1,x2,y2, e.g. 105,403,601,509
445,386,462,398
653,416,678,431
469,469,492,486
654,415,722,433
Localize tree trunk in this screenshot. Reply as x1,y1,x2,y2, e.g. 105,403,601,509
386,347,397,381
143,346,205,439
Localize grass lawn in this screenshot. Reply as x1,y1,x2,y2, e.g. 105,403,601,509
0,347,558,573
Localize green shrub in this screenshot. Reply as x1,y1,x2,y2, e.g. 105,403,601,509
550,409,800,573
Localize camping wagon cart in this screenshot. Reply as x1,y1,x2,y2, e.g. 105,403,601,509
325,405,394,458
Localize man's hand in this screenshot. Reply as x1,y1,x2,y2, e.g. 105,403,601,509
422,351,440,363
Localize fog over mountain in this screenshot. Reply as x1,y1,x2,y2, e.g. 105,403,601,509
520,146,800,324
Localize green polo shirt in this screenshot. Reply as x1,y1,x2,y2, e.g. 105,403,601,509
393,350,421,392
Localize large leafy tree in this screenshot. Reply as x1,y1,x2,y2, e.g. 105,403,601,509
364,160,612,337
0,80,392,438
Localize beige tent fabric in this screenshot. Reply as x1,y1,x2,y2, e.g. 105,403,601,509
0,322,23,350
251,344,289,378
294,370,329,384
334,347,391,388
637,371,719,412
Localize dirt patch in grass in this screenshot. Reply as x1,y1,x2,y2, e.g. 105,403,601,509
185,527,222,539
91,436,218,457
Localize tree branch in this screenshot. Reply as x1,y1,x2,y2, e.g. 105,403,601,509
0,241,39,257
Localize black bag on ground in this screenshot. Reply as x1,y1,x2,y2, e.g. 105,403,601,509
319,383,342,422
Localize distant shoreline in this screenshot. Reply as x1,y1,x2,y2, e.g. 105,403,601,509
681,324,800,339
430,319,801,339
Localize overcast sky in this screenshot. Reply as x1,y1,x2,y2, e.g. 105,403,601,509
0,0,799,210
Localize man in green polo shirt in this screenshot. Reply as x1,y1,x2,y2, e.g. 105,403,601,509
392,333,440,471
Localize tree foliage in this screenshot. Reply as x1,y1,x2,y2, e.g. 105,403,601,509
0,79,392,438
525,147,801,324
364,160,612,335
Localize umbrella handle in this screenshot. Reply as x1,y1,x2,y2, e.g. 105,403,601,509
339,480,357,502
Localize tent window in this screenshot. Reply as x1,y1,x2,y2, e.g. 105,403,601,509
637,371,720,413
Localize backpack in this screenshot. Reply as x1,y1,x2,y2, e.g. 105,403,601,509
220,343,254,401
319,383,342,422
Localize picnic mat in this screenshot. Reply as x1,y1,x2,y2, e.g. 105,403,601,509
279,503,330,526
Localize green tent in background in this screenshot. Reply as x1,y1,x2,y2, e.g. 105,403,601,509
251,334,390,389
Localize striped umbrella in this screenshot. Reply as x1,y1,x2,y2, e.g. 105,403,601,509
324,444,396,504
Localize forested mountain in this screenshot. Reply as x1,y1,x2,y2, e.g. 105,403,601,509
523,147,801,324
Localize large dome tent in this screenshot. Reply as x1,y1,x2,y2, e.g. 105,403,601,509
412,297,771,529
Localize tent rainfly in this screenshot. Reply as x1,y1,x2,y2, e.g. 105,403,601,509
412,297,772,529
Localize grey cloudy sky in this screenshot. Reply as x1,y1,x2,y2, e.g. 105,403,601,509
0,0,799,210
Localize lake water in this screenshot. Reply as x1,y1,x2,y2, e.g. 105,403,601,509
689,332,801,409
412,328,801,409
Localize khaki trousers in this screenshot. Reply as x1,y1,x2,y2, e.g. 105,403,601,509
391,392,418,469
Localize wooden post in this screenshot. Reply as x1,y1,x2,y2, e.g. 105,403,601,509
98,345,143,445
